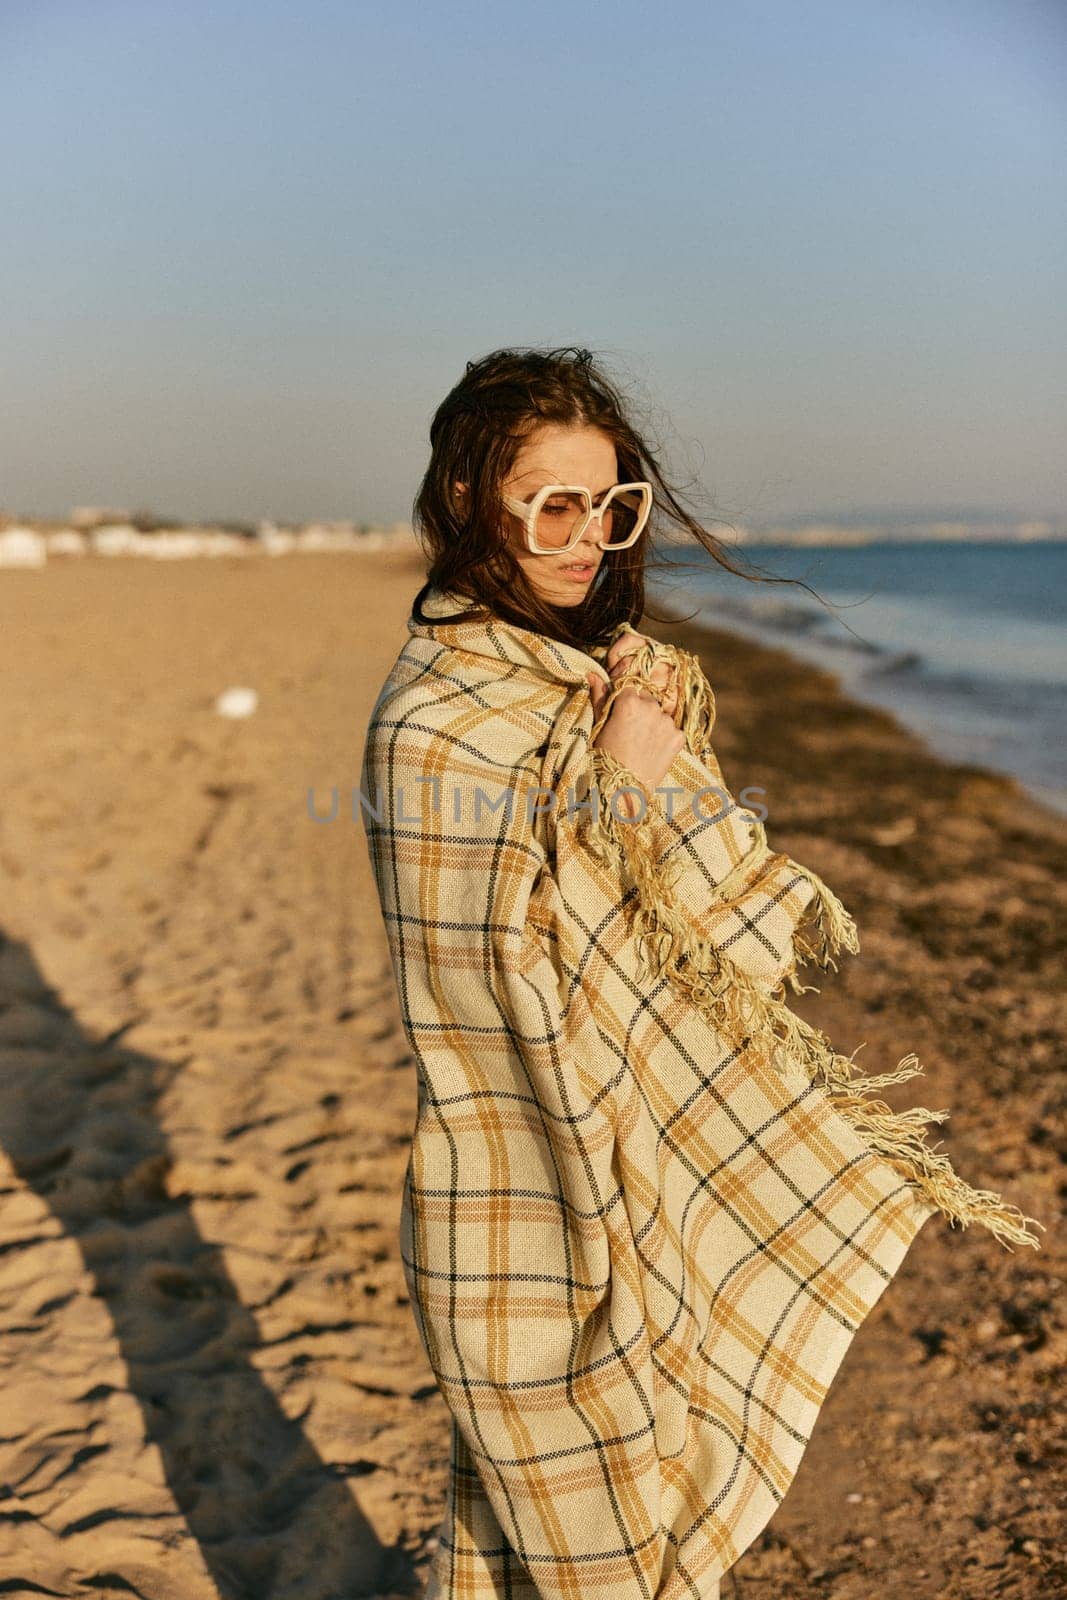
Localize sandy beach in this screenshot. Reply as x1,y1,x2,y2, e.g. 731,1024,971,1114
0,546,1062,1600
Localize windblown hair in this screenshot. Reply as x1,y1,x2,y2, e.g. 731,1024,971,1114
411,344,828,651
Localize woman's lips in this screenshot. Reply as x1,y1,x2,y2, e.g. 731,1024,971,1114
559,562,597,583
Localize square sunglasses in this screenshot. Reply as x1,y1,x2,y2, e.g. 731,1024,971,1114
501,481,653,555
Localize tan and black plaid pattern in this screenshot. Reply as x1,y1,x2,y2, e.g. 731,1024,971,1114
360,589,936,1599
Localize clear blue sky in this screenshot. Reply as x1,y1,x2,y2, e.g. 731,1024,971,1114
3,0,1065,526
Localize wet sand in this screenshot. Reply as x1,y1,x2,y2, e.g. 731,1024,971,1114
0,548,1062,1599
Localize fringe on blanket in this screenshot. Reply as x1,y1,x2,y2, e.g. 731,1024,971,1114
579,626,1045,1254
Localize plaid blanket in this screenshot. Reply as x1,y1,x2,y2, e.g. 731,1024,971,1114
360,586,1042,1600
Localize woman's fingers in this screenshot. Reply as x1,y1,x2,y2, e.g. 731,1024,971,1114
590,689,688,791
606,634,678,713
607,633,668,684
606,632,644,677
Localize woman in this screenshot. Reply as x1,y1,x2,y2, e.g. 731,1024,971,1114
360,347,1042,1600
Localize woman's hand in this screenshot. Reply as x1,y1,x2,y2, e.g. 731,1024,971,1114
586,632,686,819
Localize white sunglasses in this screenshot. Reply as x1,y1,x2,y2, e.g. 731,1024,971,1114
501,481,653,556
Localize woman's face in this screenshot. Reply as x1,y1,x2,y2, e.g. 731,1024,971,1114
499,422,620,608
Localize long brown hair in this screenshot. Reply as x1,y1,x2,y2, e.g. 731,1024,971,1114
411,345,831,651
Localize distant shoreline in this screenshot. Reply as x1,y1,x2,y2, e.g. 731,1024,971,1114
660,528,1067,549
645,543,1067,822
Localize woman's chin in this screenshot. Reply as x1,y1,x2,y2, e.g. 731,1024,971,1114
535,578,597,608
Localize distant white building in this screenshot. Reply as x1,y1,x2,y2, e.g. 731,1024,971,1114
90,524,142,556
45,529,88,557
0,526,46,567
257,523,297,555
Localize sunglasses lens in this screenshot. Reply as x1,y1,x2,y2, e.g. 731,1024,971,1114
599,487,648,546
531,490,590,550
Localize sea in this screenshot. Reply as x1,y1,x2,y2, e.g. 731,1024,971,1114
646,540,1067,818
